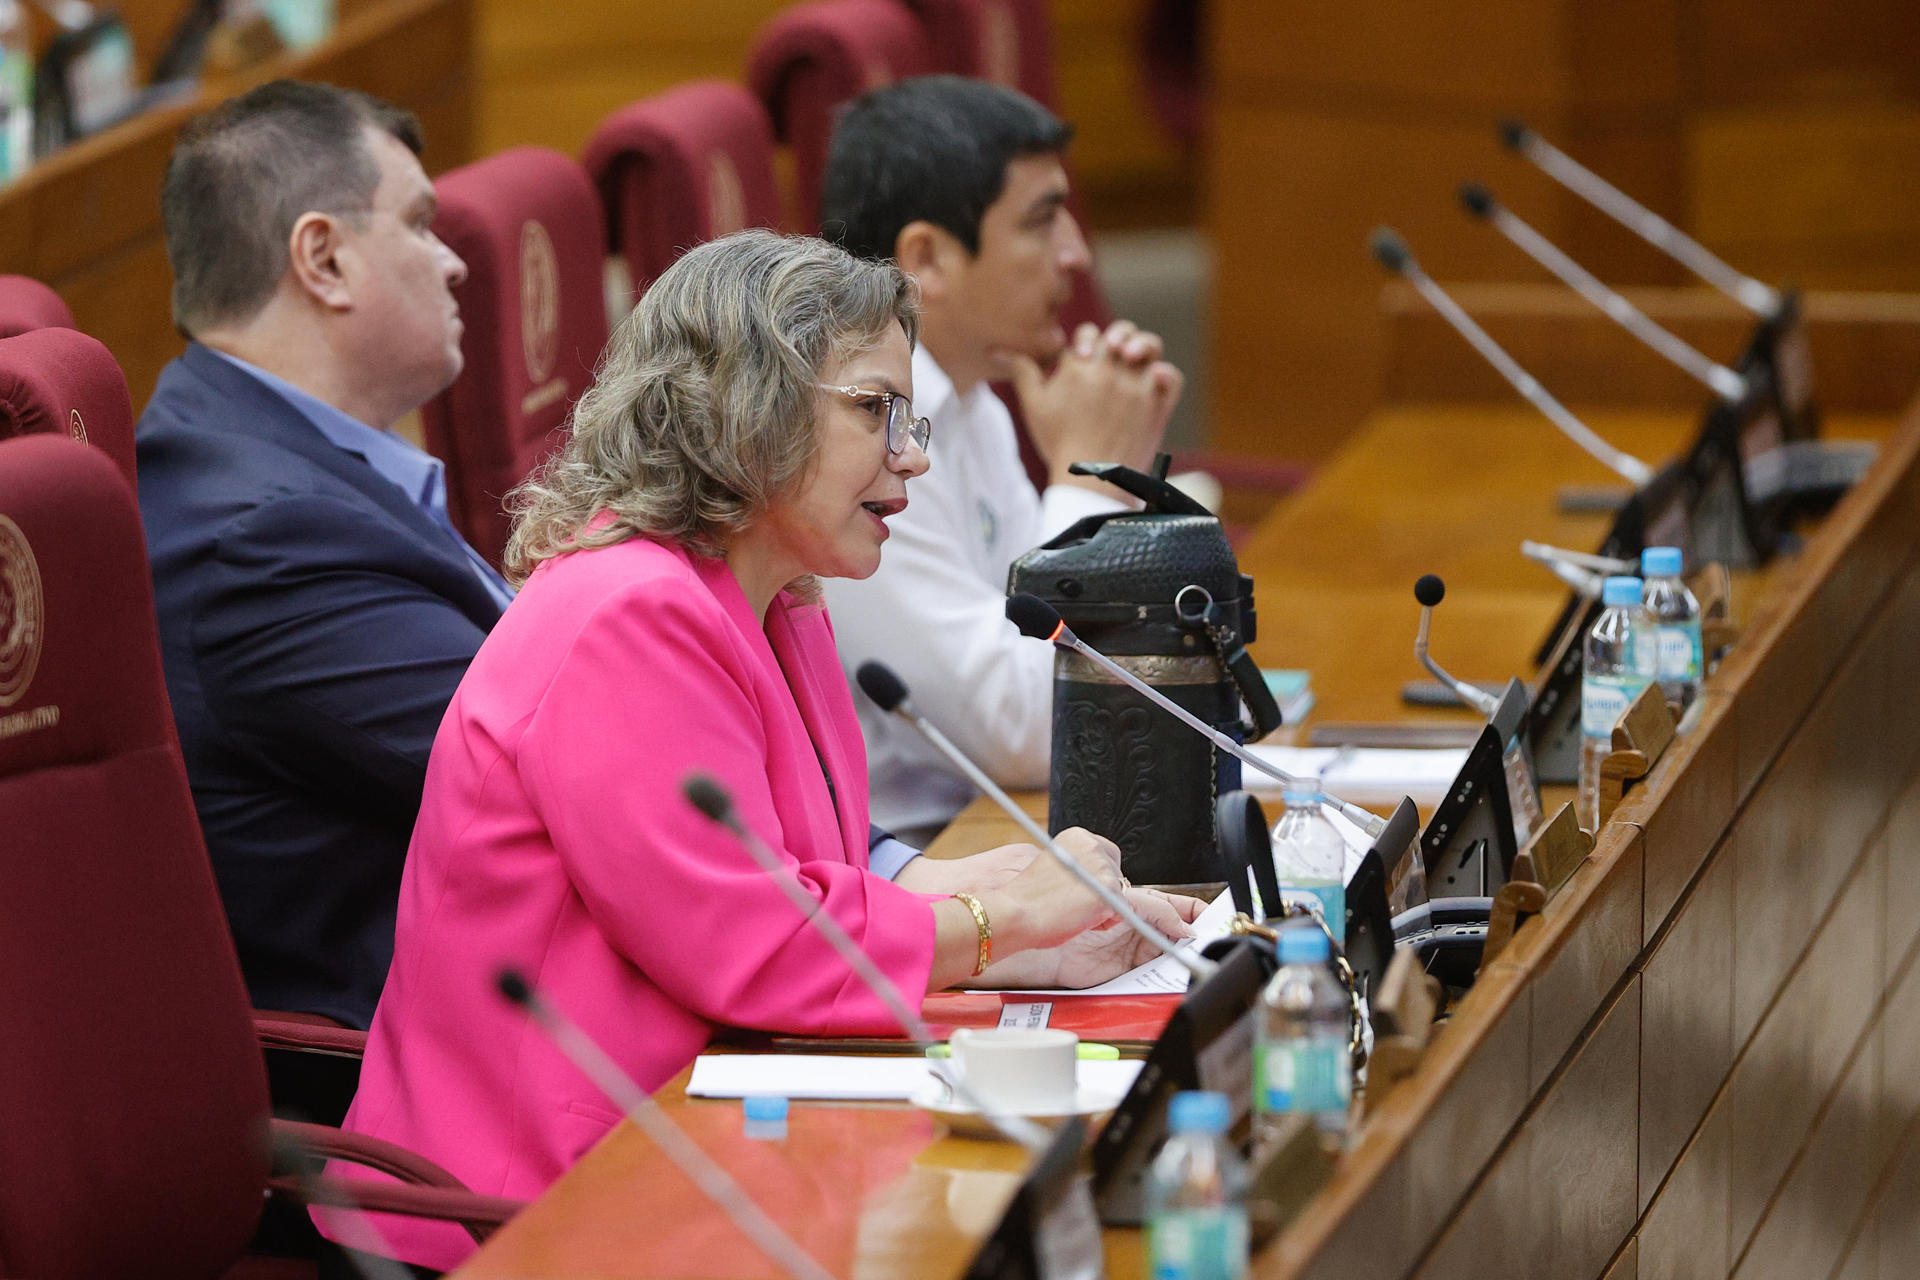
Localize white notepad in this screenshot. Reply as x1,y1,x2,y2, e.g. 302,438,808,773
686,1053,1143,1101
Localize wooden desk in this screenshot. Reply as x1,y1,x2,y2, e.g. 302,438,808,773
454,398,1920,1280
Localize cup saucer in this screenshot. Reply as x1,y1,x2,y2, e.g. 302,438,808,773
908,1079,1124,1139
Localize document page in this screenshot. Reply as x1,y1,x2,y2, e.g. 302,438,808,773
987,890,1243,998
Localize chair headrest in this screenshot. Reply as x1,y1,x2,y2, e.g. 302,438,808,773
0,327,138,494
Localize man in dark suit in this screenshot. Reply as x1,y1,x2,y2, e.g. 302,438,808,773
138,81,511,1028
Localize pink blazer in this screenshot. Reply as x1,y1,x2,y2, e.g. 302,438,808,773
327,538,937,1269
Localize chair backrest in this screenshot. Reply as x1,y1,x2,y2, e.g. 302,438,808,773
420,146,610,568
0,274,77,338
0,435,270,1280
746,0,934,226
582,79,785,305
900,0,1057,106
0,326,139,494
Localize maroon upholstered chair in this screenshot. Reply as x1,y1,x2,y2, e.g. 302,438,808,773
0,273,76,337
0,326,138,494
421,146,610,568
746,0,934,225
582,79,786,307
901,0,1057,105
0,435,520,1279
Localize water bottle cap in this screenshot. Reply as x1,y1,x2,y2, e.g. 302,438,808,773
1278,926,1331,964
1168,1090,1230,1134
1602,575,1645,607
742,1095,789,1122
1641,546,1683,577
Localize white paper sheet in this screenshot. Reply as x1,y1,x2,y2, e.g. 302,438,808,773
686,1053,1143,1101
987,890,1243,998
1243,744,1468,808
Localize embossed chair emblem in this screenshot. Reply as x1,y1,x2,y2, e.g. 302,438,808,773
519,220,562,386
0,513,44,708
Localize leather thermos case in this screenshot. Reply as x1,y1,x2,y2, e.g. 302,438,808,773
1007,461,1281,885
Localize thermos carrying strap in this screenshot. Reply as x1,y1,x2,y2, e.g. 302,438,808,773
1175,584,1285,738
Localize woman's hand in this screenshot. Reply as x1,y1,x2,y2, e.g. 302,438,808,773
893,844,1035,896
975,827,1129,955
970,888,1207,989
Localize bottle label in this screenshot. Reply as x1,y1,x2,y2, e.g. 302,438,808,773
1654,622,1703,682
1149,1206,1249,1280
1254,1033,1350,1117
1581,672,1645,739
1278,883,1345,930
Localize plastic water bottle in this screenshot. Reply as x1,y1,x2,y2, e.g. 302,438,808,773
0,0,32,181
1577,575,1654,831
1145,1091,1250,1280
1254,926,1351,1147
1270,789,1346,929
1640,546,1703,712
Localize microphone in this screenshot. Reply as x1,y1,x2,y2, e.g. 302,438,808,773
495,970,840,1280
1458,182,1749,403
1498,119,1782,317
853,661,1215,983
1412,575,1499,716
1003,594,1390,840
1369,227,1655,487
1520,540,1633,596
681,776,1052,1149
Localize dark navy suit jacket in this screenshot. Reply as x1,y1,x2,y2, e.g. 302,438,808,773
137,344,504,1028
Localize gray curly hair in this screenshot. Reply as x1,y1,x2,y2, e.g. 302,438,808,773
504,229,918,584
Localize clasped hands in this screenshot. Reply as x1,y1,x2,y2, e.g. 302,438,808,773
1005,320,1185,492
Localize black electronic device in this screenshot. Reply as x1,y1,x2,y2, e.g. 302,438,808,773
1091,935,1274,1225
32,7,137,154
963,1117,1102,1280
1215,790,1279,919
1419,724,1519,900
1390,897,1494,989
1344,796,1418,1004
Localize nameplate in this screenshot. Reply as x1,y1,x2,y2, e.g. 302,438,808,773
1599,684,1678,825
1524,802,1593,899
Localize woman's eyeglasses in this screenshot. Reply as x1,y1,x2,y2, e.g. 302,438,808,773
817,383,933,455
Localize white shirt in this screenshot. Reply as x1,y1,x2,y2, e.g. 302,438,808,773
823,347,1122,834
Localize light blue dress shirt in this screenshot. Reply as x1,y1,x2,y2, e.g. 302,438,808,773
209,350,515,612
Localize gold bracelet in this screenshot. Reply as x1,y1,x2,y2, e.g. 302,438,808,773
951,892,992,977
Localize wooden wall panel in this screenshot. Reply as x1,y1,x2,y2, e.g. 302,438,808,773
1637,832,1735,1213
1639,1096,1732,1277
1379,284,1920,416
1726,804,1883,1251
1213,0,1920,461
472,0,1184,229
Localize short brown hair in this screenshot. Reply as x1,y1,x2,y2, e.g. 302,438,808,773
162,79,422,334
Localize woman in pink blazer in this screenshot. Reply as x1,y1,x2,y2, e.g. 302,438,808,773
327,231,1200,1270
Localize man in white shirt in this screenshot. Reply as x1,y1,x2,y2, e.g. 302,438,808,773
819,77,1183,844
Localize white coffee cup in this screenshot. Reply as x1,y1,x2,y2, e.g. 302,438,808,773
948,1027,1079,1113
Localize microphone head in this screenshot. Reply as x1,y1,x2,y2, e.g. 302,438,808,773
1497,118,1532,151
682,773,735,823
1414,574,1447,608
1458,182,1497,219
855,660,910,713
1006,592,1066,643
1368,227,1413,275
496,967,533,1008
